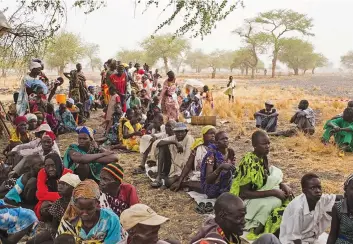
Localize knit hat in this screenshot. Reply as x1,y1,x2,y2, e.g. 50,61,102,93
102,162,124,183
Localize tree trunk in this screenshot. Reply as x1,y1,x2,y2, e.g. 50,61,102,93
163,57,169,73
245,66,249,76
58,66,64,76
303,69,307,74
230,67,233,72
195,68,198,73
211,68,216,79
312,68,316,74
271,51,278,78
91,65,94,72
241,68,244,75
1,68,6,78
251,68,255,79
294,68,299,75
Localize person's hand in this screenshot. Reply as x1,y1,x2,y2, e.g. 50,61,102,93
332,126,341,132
219,163,235,172
271,189,287,201
280,183,294,198
6,151,17,157
170,180,182,192
175,142,184,153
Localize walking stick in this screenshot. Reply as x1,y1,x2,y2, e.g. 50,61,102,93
0,101,14,126
0,112,10,139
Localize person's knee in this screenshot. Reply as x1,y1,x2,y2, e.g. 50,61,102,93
255,233,280,244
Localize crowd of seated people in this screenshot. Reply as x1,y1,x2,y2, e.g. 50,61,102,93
2,59,353,244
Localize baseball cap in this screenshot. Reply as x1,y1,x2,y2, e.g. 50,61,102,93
120,204,169,230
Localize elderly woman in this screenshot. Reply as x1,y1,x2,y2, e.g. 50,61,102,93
160,71,179,121
63,126,119,181
99,163,139,216
170,125,216,193
230,130,293,235
57,180,123,243
35,153,72,220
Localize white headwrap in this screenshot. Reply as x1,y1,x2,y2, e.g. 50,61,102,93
25,113,37,122
29,61,41,71
59,173,81,188
67,98,75,105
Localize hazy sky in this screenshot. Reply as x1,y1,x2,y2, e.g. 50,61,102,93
5,0,353,68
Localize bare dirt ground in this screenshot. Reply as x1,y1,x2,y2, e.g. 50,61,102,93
1,74,352,243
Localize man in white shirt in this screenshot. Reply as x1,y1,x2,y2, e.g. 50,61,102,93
280,173,341,244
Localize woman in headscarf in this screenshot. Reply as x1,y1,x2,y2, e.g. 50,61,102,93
160,71,179,121
99,163,139,216
34,153,72,219
26,113,38,131
57,180,123,243
170,125,216,192
122,113,143,152
63,126,119,181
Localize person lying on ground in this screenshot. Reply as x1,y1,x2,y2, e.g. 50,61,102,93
99,163,139,216
199,131,236,198
327,173,353,244
26,173,81,244
191,193,281,244
34,153,73,220
280,173,342,244
170,125,216,193
122,113,143,152
3,155,43,206
230,130,293,236
0,199,38,244
57,179,123,243
63,126,119,181
254,101,279,132
55,103,77,134
134,120,176,175
150,122,194,188
322,107,353,152
330,100,353,120
121,203,180,244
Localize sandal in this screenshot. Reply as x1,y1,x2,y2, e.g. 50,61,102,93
195,202,206,214
204,202,214,213
132,166,145,175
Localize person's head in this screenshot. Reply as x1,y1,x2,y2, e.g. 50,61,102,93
155,69,159,73
215,131,229,149
32,58,44,70
343,107,353,123
347,101,353,108
47,103,54,114
67,180,100,222
56,77,64,86
192,88,198,95
173,122,188,141
117,64,125,75
229,76,233,81
214,193,246,236
301,173,322,203
29,61,42,77
99,163,124,194
109,86,117,96
109,59,117,70
59,103,67,113
157,83,162,89
129,62,133,68
120,204,169,244
35,86,44,95
131,90,136,98
76,126,95,150
144,64,149,72
76,63,82,72
165,120,176,136
35,123,52,138
58,173,81,198
167,70,175,81
54,234,76,244
252,130,270,157
13,92,19,104
298,100,309,110
41,131,56,152
135,63,141,70
140,89,147,98
203,85,209,92
131,113,142,125
25,113,38,130
88,86,95,94
25,154,44,178
265,101,274,111
201,126,216,144
344,174,353,201
44,153,63,179
126,109,135,121
34,111,44,126
152,96,160,105
14,116,28,134
153,113,164,129
66,98,74,108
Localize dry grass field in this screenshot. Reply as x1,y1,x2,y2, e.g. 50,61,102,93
1,74,352,243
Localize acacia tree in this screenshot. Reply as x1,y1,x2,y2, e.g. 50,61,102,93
207,50,227,79
171,52,188,74
116,49,145,64
310,53,328,74
185,49,208,73
341,51,353,70
84,43,100,71
142,34,190,72
45,32,85,75
255,9,314,78
231,48,254,75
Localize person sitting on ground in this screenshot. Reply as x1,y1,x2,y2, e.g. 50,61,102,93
55,103,77,134
230,130,293,236
151,122,194,188
0,199,38,244
121,203,179,244
102,87,121,135
27,173,81,244
34,153,73,220
63,126,119,181
34,111,45,127
146,96,162,128
46,103,59,134
331,100,353,120
184,94,203,118
57,180,123,243
280,173,340,244
122,113,143,152
191,193,281,244
115,108,135,145
26,113,38,131
140,88,151,110
99,163,139,216
127,90,141,110
199,131,236,198
322,107,353,152
327,174,353,244
180,95,191,113
254,101,279,132
66,98,80,124
290,99,315,134
170,126,217,193
3,116,34,156
3,155,43,206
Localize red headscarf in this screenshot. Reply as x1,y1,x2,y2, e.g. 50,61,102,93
14,116,27,126
42,131,56,141
138,69,145,75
